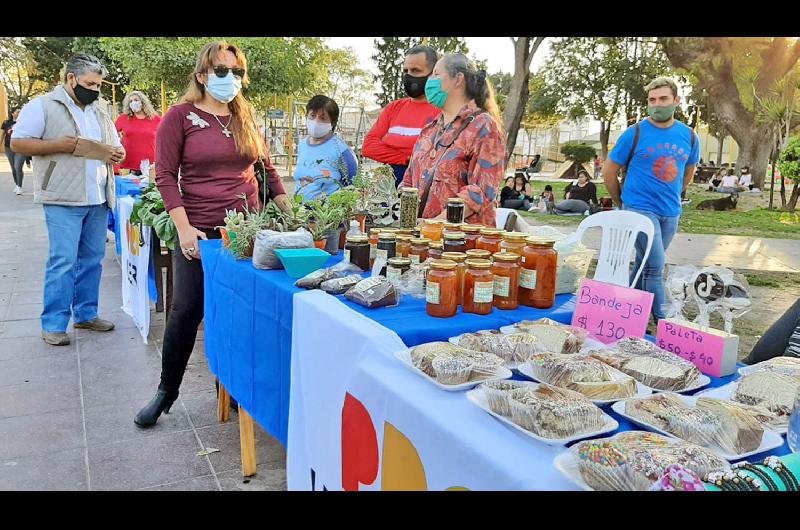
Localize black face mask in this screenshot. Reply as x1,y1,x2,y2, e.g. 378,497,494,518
403,73,429,98
72,80,100,105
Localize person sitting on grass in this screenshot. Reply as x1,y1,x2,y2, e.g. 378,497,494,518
738,166,755,191
540,184,555,213
709,169,723,189
554,170,597,215
716,168,740,193
500,174,534,211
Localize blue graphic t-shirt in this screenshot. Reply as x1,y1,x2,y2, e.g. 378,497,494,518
293,135,358,200
609,119,700,217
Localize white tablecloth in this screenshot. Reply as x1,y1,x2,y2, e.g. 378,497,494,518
286,289,579,491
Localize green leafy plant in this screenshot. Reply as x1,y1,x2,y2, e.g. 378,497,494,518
129,183,178,250
778,135,800,211
326,186,359,226
306,199,345,241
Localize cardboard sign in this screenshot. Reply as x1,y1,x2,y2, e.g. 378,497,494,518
571,279,654,344
656,319,739,377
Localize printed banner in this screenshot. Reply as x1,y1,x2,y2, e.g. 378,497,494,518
118,196,151,343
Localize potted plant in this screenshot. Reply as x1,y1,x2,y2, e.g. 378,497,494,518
306,200,345,253
327,187,360,247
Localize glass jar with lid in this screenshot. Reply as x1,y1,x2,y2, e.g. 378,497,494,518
399,187,419,229
344,235,370,272
441,251,467,307
428,240,444,261
420,219,445,242
501,231,528,257
465,248,492,261
408,237,430,265
463,259,494,315
368,228,381,268
477,228,505,254
492,252,521,310
443,222,462,236
426,259,458,318
396,234,412,258
377,233,397,275
386,257,412,286
443,231,467,253
447,197,466,224
520,237,558,309
461,224,483,250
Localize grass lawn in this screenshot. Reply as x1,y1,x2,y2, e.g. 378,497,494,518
516,179,800,240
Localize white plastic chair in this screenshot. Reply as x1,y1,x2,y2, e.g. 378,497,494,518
495,207,516,230
571,210,655,288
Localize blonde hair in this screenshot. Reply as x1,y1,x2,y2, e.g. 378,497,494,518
645,76,679,98
180,41,264,160
441,53,504,132
123,90,158,119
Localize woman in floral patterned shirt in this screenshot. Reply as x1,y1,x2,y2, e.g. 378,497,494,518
403,53,507,227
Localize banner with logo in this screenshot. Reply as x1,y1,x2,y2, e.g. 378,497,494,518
286,290,574,491
118,196,151,343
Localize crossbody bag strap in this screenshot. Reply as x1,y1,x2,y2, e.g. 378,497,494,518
417,112,479,218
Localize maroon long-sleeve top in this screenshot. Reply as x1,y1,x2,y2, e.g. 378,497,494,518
156,102,286,229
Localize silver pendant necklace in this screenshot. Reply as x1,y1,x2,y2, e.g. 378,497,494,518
211,113,233,137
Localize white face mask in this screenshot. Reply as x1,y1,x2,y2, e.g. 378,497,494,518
130,100,143,112
306,117,332,139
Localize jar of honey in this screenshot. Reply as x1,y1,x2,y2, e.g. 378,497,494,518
443,222,462,236
344,235,370,271
397,229,416,238
428,240,444,261
420,219,445,242
369,228,381,268
396,234,412,258
441,251,467,307
501,232,528,257
466,248,492,262
409,237,430,265
492,252,520,310
461,224,483,250
426,259,458,318
447,197,466,224
477,228,505,254
443,231,467,253
463,259,494,315
520,237,558,309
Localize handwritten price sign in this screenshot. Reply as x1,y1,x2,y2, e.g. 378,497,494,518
655,319,737,377
571,279,654,344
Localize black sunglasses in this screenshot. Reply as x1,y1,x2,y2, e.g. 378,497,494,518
211,66,245,79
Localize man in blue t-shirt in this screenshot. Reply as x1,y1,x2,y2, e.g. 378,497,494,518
603,77,700,320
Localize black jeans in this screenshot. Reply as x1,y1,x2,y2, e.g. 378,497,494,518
743,297,800,364
501,198,531,211
159,228,220,394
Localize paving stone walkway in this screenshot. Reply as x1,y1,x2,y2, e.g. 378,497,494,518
0,163,286,491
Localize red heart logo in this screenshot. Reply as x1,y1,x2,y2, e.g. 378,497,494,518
341,393,379,491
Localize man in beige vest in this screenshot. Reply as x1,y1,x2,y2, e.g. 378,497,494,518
11,53,126,346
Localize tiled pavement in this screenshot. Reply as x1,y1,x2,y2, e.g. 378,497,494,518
0,164,286,491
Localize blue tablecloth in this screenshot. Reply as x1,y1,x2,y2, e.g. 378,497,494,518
110,175,157,303
201,238,790,460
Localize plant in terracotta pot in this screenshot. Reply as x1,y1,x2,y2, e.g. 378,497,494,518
306,200,345,253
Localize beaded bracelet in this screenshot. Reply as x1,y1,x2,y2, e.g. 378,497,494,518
732,461,778,491
763,456,799,492
705,470,763,492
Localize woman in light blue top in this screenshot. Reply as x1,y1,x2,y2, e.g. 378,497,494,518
293,95,358,200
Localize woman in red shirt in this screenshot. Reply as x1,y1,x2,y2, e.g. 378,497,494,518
134,41,291,428
403,53,507,227
115,91,161,174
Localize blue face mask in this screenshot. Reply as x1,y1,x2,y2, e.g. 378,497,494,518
205,72,242,104
425,78,448,109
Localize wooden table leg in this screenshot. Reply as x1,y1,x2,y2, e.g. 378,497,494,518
217,383,231,423
239,406,257,478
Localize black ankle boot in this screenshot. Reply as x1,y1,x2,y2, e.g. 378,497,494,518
134,389,178,428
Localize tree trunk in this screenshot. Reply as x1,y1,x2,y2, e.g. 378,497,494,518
780,170,787,209
503,37,545,162
715,135,725,166
786,182,800,212
599,122,611,160
736,132,773,190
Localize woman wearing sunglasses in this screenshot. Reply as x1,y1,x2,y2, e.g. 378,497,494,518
135,41,291,428
402,53,507,227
